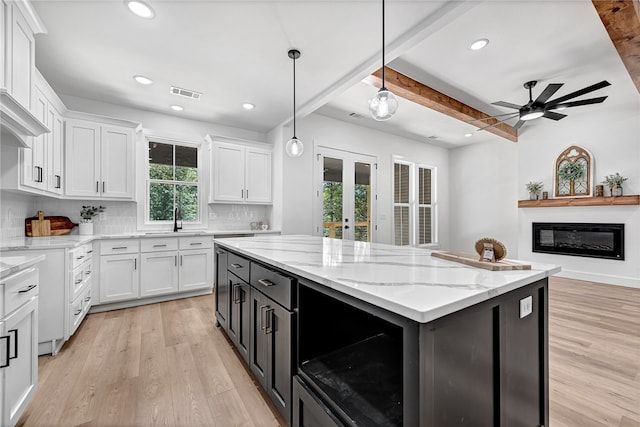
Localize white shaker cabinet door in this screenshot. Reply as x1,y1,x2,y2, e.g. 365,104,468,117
99,254,140,303
101,125,134,199
46,104,64,195
245,147,272,203
178,249,212,291
212,143,245,202
65,120,101,198
140,252,179,297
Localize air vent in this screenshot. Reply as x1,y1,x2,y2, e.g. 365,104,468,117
349,112,362,118
170,86,202,100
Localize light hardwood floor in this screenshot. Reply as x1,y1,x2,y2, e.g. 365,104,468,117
17,277,640,426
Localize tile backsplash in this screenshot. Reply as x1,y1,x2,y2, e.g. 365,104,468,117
1,190,273,238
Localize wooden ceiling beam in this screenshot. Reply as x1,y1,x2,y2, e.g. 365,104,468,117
592,0,640,93
364,67,518,143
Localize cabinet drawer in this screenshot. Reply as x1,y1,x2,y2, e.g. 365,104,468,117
250,262,294,310
227,252,250,282
141,238,178,253
100,239,139,255
70,243,93,269
179,236,212,250
1,267,39,317
71,266,84,299
70,286,91,336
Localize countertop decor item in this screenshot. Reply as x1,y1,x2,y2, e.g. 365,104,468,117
554,145,592,197
30,211,51,237
79,205,105,235
602,172,627,196
25,215,77,236
285,49,304,157
474,237,507,262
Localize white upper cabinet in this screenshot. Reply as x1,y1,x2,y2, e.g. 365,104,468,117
65,117,136,200
0,0,47,147
210,141,272,204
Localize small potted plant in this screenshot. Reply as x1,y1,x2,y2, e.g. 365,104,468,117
557,161,585,196
525,181,543,200
79,205,105,235
602,173,628,197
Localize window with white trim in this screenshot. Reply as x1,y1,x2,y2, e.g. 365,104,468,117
393,160,436,246
147,140,200,223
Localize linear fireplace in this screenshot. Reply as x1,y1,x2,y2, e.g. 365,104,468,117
533,223,624,260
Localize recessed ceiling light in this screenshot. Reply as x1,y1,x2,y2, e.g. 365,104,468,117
126,1,155,19
242,103,255,110
469,38,489,51
170,105,183,111
464,133,473,137
133,75,153,85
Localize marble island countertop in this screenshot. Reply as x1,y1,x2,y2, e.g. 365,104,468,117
1,229,280,251
214,235,561,323
0,253,46,279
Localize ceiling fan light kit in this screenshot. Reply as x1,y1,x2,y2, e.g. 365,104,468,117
286,49,304,158
472,79,611,132
369,0,398,121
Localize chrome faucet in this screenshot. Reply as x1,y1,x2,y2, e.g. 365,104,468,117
173,206,182,232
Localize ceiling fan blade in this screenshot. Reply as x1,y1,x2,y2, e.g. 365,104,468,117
492,101,522,110
467,112,520,124
533,83,563,104
545,80,611,105
512,120,526,130
542,111,567,121
549,96,608,109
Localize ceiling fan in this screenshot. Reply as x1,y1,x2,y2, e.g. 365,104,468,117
471,79,611,131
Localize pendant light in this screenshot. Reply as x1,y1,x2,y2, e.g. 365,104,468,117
369,0,398,121
286,49,304,158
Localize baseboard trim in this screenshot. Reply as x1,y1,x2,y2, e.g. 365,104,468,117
89,288,213,313
555,270,640,289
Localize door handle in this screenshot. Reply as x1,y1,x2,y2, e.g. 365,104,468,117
18,284,37,293
0,335,9,368
96,181,99,193
102,181,106,193
259,304,269,331
230,263,243,269
265,308,274,334
257,279,274,287
56,174,61,188
233,284,241,303
8,329,17,360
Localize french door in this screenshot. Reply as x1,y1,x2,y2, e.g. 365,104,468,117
314,147,377,242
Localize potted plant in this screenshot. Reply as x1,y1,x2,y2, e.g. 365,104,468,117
602,173,628,197
525,181,543,200
557,161,585,196
79,205,105,235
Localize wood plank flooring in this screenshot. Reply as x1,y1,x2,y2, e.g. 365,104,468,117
17,277,640,426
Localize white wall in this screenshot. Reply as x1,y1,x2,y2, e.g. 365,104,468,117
449,139,519,257
277,113,450,247
517,79,640,287
0,191,35,239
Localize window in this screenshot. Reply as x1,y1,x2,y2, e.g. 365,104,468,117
393,160,436,246
147,141,199,222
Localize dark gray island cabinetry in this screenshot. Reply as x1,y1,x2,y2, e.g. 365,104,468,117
214,235,560,427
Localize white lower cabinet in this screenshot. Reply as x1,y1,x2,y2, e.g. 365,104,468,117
1,265,40,427
98,236,211,306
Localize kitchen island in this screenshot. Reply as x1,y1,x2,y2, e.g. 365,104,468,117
213,235,560,427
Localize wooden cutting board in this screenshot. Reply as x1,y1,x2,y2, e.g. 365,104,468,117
25,214,77,236
30,211,51,237
431,251,531,271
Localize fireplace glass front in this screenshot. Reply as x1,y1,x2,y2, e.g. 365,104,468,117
532,222,624,260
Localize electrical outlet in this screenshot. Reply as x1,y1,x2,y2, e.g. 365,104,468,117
519,296,533,318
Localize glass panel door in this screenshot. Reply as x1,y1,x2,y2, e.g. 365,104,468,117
317,148,376,242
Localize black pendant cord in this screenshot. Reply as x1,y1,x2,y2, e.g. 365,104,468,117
381,0,386,91
293,53,297,137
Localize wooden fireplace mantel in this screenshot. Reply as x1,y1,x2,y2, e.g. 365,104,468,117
518,195,640,208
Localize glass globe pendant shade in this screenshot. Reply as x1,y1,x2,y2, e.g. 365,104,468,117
369,88,398,121
286,136,304,157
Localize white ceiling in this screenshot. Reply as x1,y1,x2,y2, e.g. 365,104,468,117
32,0,636,148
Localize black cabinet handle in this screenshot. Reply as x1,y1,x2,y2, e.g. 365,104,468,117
96,181,99,193
134,258,137,270
34,166,43,183
86,270,92,275
84,296,91,303
87,250,93,254
103,181,106,193
76,255,85,260
112,246,127,250
230,263,243,269
74,309,82,316
18,284,37,294
75,279,82,285
0,335,9,368
56,174,61,188
8,329,17,360
153,244,167,248
175,256,177,266
246,189,248,198
189,242,202,246
257,279,274,287
180,256,183,266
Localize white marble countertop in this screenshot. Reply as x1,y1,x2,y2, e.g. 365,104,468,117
214,235,561,323
1,229,281,251
0,253,46,279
